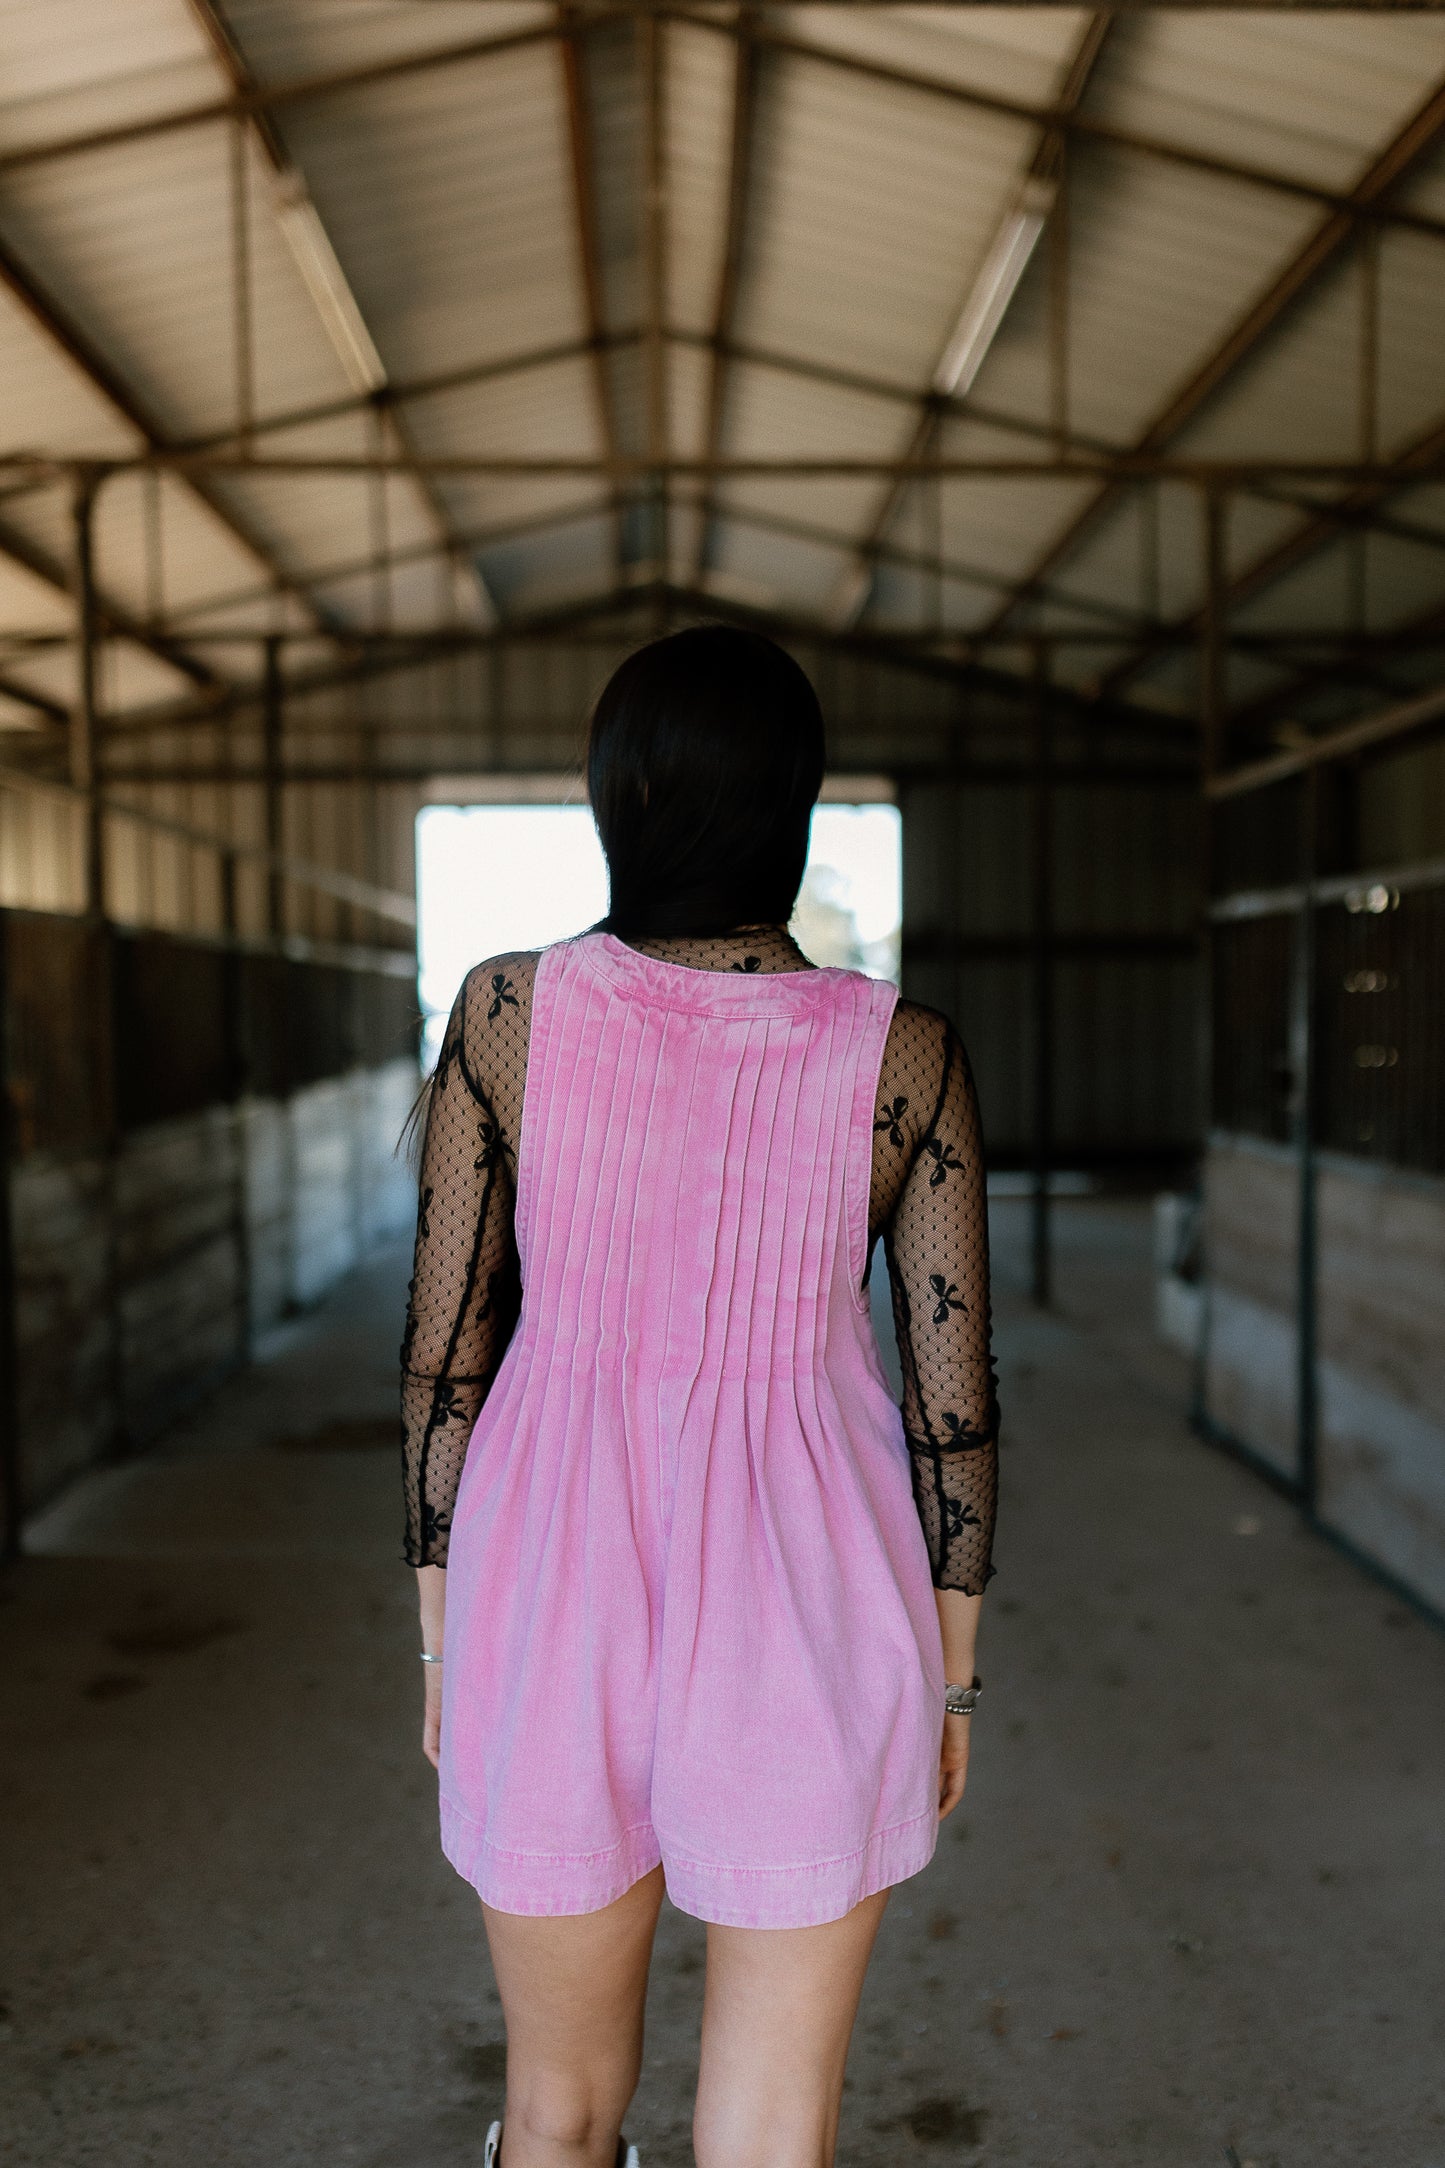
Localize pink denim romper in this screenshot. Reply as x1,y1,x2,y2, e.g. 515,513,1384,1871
437,932,944,1928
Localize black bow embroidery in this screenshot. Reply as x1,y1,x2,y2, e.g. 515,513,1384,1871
943,1496,982,1541
874,1095,909,1148
474,1116,512,1173
922,1137,964,1187
929,1274,967,1324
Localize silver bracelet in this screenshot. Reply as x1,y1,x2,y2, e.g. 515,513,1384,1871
419,1651,444,1665
944,1676,982,1716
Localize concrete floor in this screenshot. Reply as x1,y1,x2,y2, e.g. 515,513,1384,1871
2,1201,1443,2168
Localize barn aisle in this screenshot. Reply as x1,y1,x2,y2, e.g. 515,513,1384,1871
2,1210,1442,2168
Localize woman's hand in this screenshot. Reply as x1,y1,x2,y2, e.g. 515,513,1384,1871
938,1711,972,1819
935,1585,982,1820
422,1663,444,1769
417,1563,446,1769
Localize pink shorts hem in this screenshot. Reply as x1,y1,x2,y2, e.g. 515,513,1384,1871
441,1797,938,1929
658,1807,939,1929
440,1799,664,1916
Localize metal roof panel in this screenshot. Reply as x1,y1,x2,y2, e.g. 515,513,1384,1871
736,49,1039,392
276,42,584,381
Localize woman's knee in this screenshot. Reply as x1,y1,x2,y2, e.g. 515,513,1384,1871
508,2053,639,2151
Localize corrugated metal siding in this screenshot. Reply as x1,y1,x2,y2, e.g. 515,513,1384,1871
0,284,138,453
781,7,1094,112
218,1,549,86
3,127,288,441
407,351,607,547
1087,13,1445,191
715,355,900,560
0,0,216,153
900,768,1202,1164
1020,144,1319,449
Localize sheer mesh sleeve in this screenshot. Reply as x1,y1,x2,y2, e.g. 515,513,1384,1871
870,1003,1000,1595
400,955,533,1567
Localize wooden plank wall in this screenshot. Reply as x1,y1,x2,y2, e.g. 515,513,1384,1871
1197,1133,1445,1610
2,910,419,1528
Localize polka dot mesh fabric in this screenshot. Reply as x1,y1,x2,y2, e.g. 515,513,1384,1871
399,953,533,1569
401,927,999,1593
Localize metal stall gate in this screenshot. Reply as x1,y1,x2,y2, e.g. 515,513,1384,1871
1198,771,1445,1617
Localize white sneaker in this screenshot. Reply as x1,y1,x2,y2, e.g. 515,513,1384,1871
480,2121,638,2166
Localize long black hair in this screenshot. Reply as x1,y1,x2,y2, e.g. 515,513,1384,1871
587,625,825,938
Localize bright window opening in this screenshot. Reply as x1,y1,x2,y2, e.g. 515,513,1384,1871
416,787,901,1067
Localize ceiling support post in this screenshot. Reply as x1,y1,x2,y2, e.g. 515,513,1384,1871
691,6,758,591
640,10,669,584
71,470,106,920
558,8,627,582
1029,639,1054,1310
263,634,285,943
1200,488,1228,788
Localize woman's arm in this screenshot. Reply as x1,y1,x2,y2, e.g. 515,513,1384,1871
880,1009,999,1815
416,1563,447,1768
400,965,523,1762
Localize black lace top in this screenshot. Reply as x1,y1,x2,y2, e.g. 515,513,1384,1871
401,927,999,1593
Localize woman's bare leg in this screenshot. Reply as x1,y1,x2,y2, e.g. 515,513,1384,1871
482,1865,665,2168
692,1890,890,2168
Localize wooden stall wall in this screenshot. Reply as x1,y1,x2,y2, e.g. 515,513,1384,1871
2,912,418,1522
1182,759,1445,1617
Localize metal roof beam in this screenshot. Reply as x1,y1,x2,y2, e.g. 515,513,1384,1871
690,6,760,588
1095,409,1445,700
975,67,1445,644
103,585,672,738
97,579,1186,746
0,511,221,697
33,453,1445,483
0,18,610,179
1209,680,1445,798
558,7,628,580
0,675,69,725
7,5,1445,243
179,334,625,456
641,11,671,582
1226,584,1445,740
15,620,1432,659
0,230,338,643
10,318,1437,548
686,328,1445,569
659,579,1184,731
98,762,1203,789
704,496,1148,633
673,329,1445,556
147,497,616,638
681,10,1445,246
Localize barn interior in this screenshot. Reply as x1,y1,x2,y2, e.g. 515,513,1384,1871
1,7,1443,2166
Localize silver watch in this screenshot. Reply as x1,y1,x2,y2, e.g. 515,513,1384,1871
944,1677,982,1717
